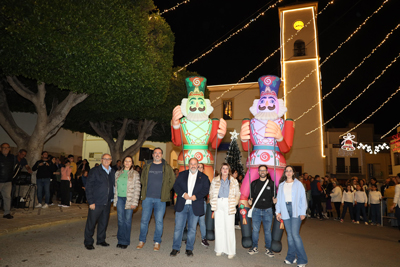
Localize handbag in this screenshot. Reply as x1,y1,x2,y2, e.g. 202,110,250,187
248,179,269,218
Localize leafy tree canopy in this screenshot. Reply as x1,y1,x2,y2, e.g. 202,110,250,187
0,0,174,108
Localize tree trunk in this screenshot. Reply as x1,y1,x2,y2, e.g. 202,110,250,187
0,76,88,166
90,119,157,165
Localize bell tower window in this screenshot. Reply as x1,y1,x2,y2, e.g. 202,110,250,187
294,40,306,56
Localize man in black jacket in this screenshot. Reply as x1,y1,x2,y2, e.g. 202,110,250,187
0,143,15,219
32,151,55,208
84,153,115,250
247,165,276,257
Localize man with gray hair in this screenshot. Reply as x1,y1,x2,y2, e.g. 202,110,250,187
170,158,210,257
84,153,115,250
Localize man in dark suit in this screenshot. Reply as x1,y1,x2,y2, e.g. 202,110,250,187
83,153,115,250
170,158,210,257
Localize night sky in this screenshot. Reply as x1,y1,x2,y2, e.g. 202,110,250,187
153,0,400,136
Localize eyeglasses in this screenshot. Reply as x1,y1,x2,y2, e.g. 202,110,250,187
102,158,112,161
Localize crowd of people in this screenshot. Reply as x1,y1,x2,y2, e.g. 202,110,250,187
299,172,400,228
2,142,400,266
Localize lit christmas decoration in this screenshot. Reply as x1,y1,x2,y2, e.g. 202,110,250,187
341,133,357,151
159,0,191,16
175,0,283,74
288,21,399,101
305,55,400,136
381,122,400,139
357,142,390,155
339,86,400,137
210,1,334,104
391,133,400,153
230,129,240,141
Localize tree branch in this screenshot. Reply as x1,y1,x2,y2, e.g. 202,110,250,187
122,119,157,158
6,76,36,101
0,83,30,146
89,121,115,146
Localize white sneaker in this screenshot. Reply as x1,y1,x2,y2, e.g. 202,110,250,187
248,247,259,255
228,255,235,259
216,252,222,256
297,264,306,267
58,204,62,207
42,204,49,209
265,248,275,258
49,203,54,206
235,225,241,230
284,258,297,264
61,205,70,208
35,203,42,208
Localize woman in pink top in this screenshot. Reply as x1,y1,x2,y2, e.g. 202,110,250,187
60,160,72,207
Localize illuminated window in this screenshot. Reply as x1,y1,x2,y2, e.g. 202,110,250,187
294,40,306,56
223,100,233,120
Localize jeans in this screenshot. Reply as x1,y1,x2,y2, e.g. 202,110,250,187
117,197,134,245
395,206,400,231
139,197,166,243
283,202,307,265
0,182,12,215
370,204,381,224
199,201,206,240
251,207,273,249
36,178,51,204
341,202,354,221
172,204,199,251
355,203,367,222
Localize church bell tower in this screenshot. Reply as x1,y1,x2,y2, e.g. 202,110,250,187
279,2,325,176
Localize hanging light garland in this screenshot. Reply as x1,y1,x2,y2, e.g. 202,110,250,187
175,0,284,74
305,54,400,135
210,1,334,104
337,86,400,137
285,0,390,97
380,122,400,139
295,23,400,121
357,143,390,154
159,0,192,16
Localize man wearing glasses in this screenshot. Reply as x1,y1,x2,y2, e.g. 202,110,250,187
247,165,277,257
0,143,15,219
84,154,115,250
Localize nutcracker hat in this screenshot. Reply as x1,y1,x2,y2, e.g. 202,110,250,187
185,76,207,97
258,75,281,97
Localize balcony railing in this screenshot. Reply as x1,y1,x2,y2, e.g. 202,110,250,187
335,166,361,174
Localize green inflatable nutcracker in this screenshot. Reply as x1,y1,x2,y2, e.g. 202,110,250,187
171,76,227,240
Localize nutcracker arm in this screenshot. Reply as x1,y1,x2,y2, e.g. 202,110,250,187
277,119,294,153
171,122,182,146
210,118,222,149
240,119,251,152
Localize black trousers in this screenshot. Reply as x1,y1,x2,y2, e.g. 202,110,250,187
311,195,323,218
333,202,341,218
84,202,111,246
60,180,70,206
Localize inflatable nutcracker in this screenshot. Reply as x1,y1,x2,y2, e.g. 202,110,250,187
239,75,294,251
171,76,227,240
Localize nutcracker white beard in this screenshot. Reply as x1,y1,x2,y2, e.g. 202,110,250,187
254,111,279,121
186,112,209,121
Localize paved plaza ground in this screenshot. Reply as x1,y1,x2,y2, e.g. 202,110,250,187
0,204,398,267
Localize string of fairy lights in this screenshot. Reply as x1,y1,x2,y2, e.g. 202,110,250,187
159,0,191,16
175,0,284,74
210,1,334,104
284,0,390,97
339,86,400,137
305,53,400,135
294,23,400,122
380,122,400,139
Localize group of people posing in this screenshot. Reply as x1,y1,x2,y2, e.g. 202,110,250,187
83,147,310,267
